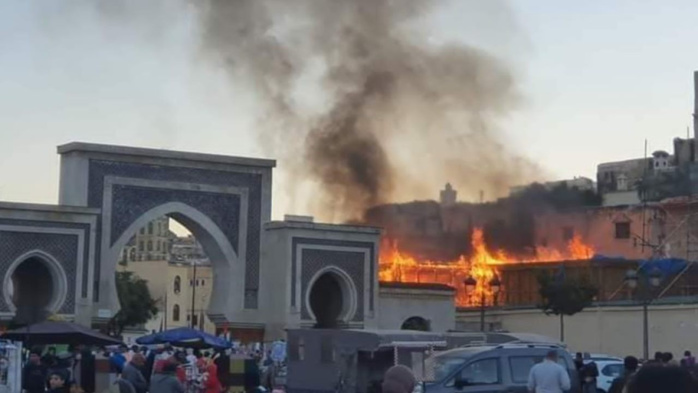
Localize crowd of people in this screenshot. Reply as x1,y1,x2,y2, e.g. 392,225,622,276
21,344,279,393
22,345,96,393
527,349,698,393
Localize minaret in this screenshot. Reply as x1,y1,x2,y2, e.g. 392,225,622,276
440,183,457,206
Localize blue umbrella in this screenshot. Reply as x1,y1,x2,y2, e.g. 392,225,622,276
136,327,231,349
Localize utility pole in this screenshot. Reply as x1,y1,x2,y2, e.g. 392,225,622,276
191,261,197,329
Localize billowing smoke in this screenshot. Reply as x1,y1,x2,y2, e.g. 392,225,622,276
197,0,541,221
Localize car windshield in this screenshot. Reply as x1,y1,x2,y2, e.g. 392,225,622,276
422,350,479,383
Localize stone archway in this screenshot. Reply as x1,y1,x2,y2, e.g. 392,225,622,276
3,251,69,322
401,316,431,332
58,143,273,326
106,202,241,322
306,267,357,328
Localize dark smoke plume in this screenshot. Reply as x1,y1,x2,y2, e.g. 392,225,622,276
199,0,540,221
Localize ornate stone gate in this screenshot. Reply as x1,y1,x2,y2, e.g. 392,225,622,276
0,142,384,337
57,142,273,325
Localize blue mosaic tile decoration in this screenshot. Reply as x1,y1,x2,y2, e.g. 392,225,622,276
300,248,366,322
0,219,91,298
86,159,263,307
0,231,79,314
110,184,241,249
291,238,376,312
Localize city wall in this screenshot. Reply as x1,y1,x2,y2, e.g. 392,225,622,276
457,303,698,357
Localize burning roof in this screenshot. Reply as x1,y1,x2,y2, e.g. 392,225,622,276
379,228,595,307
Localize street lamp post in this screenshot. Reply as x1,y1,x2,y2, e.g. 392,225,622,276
465,275,502,332
624,267,662,361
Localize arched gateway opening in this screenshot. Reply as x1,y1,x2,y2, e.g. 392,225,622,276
401,316,431,332
107,202,241,334
116,215,215,334
309,273,343,328
3,252,68,324
307,268,357,329
12,258,53,309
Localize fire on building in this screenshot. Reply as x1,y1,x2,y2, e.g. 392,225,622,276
376,195,698,309
379,228,595,307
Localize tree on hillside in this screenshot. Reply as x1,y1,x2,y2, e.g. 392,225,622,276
537,267,598,342
107,271,159,336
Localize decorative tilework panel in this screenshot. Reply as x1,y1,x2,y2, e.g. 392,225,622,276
300,248,365,322
291,238,376,311
0,231,79,313
110,184,241,251
0,219,91,298
87,159,263,305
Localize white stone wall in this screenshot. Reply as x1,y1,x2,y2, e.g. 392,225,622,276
457,304,698,358
378,286,455,332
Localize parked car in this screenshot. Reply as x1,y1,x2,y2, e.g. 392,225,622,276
583,358,623,393
422,343,581,393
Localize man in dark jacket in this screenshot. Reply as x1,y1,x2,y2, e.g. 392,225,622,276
122,354,148,393
23,350,47,393
580,360,599,393
609,356,639,393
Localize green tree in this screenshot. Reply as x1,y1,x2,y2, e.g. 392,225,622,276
537,269,598,342
107,271,159,336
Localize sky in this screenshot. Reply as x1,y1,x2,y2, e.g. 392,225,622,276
2,0,698,220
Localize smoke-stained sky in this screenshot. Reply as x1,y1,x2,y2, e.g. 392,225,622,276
2,0,698,221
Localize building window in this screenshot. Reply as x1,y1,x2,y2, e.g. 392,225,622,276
138,241,144,252
147,241,153,251
148,222,154,235
201,280,205,286
562,227,574,242
192,315,199,327
173,305,180,321
174,276,181,294
615,222,631,239
140,228,145,235
129,249,136,261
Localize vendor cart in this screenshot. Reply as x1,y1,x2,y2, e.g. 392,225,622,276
286,329,446,393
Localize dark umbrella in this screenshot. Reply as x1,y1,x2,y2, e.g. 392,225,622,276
136,327,231,349
2,321,122,346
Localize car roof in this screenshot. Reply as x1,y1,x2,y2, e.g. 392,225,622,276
435,343,567,358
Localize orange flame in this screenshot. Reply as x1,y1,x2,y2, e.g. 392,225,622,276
379,228,594,307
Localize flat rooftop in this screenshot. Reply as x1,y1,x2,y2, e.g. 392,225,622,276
57,142,276,168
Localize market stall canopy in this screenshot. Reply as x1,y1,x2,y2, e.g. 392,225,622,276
136,327,231,349
2,321,122,346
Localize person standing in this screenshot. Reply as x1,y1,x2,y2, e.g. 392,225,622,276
150,360,184,393
608,356,638,393
109,347,127,375
47,369,70,393
681,351,696,368
42,348,58,369
122,354,148,393
202,362,223,393
527,351,571,393
580,360,599,393
23,350,48,393
626,365,698,393
70,346,96,393
381,365,416,393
